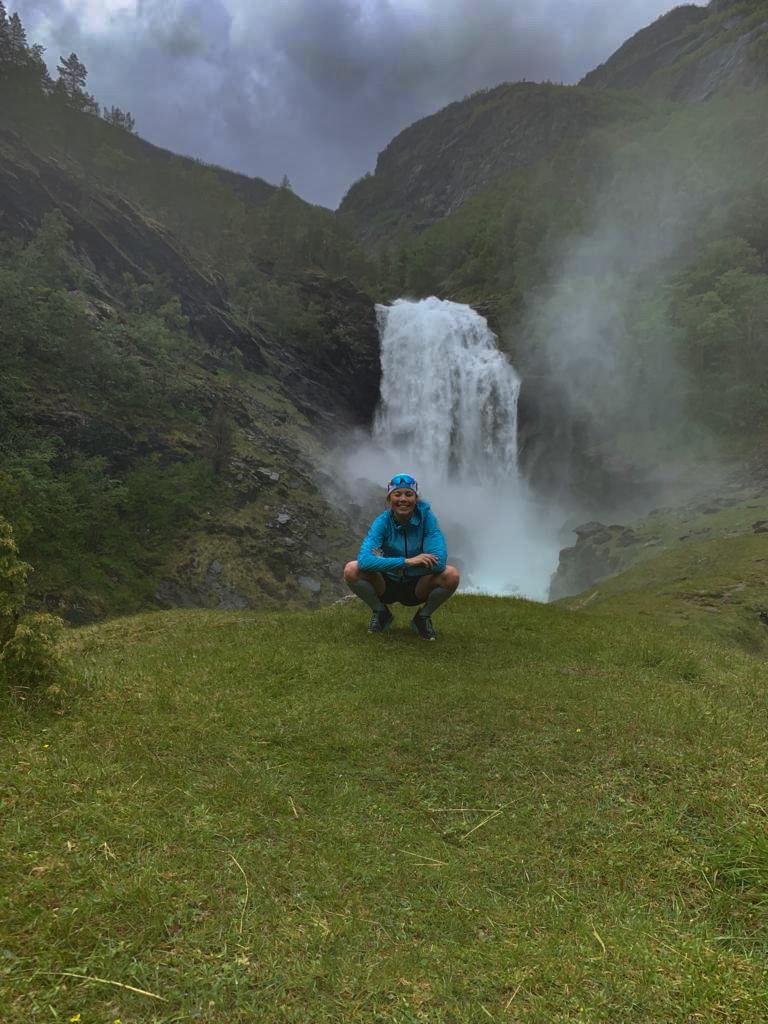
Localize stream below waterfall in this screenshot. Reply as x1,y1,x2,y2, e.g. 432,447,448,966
342,297,562,601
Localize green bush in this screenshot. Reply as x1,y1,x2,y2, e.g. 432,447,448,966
0,518,70,700
0,516,29,646
0,612,69,699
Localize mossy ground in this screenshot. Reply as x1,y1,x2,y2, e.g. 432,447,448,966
2,596,766,1022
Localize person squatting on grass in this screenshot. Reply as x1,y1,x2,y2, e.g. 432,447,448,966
343,473,460,640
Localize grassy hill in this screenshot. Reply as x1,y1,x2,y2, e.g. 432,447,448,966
2,596,766,1022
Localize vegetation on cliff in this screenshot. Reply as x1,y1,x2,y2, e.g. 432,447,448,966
581,0,768,101
0,7,381,620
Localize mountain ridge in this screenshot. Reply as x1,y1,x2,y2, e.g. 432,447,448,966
338,83,650,242
581,0,768,101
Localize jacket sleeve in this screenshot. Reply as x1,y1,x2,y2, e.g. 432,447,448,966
358,516,406,574
422,510,447,573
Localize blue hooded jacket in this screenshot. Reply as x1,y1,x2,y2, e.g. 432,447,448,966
358,500,447,579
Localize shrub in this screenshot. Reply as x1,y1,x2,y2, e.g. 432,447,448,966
0,612,69,699
0,517,70,700
0,516,29,645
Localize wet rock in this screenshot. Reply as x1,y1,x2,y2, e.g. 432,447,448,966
256,467,280,483
549,522,636,600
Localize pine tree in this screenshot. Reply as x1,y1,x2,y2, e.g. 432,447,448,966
29,43,52,91
0,2,10,66
56,51,87,97
103,105,136,133
7,11,27,65
80,92,100,116
56,51,99,114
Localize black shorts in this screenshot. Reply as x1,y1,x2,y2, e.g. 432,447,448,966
380,574,424,607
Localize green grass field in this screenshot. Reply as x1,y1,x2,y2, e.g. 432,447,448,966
2,595,767,1022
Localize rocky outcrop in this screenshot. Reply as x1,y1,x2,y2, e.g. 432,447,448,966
580,1,768,103
269,271,380,429
339,83,649,241
549,522,643,601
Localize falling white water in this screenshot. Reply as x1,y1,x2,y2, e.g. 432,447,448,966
375,299,520,484
341,297,563,601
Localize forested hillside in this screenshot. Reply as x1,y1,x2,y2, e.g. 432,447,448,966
338,83,651,241
0,5,380,620
581,0,768,100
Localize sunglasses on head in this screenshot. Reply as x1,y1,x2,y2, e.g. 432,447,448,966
388,474,418,494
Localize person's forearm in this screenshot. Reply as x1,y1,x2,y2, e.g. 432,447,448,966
358,552,406,573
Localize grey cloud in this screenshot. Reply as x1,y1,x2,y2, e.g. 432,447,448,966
157,14,207,58
16,0,678,206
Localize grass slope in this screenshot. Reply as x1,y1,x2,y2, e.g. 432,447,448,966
556,466,768,655
2,597,767,1022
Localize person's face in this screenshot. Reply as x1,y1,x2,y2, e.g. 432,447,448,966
390,488,417,517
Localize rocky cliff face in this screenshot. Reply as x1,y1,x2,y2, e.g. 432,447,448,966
339,83,648,242
1,128,380,415
580,1,768,102
0,126,380,618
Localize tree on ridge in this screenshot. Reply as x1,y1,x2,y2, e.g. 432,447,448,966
56,50,99,114
103,105,137,133
6,11,26,64
0,2,10,65
56,51,87,96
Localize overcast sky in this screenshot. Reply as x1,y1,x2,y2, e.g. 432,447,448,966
16,0,680,207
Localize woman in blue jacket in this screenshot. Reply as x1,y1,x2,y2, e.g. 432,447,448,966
343,473,460,640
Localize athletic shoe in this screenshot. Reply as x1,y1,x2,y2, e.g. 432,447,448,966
368,606,393,633
411,611,437,641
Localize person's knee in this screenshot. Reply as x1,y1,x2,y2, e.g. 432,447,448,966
343,560,359,583
441,565,460,591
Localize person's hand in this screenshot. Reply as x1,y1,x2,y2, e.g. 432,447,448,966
406,553,439,569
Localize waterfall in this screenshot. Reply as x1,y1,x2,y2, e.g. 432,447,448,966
375,299,521,486
341,297,562,600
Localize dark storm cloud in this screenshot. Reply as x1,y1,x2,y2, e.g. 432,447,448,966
15,0,678,206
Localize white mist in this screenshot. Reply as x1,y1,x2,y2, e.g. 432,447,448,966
342,297,562,601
